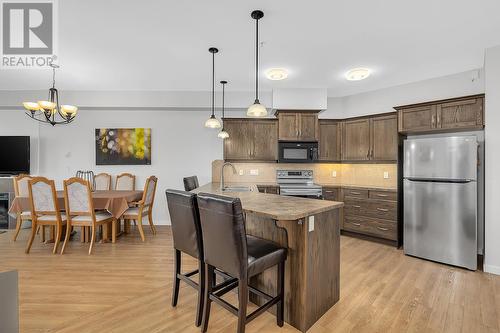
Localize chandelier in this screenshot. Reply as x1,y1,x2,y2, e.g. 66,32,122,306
22,64,78,126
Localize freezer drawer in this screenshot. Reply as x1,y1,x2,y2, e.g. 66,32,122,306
404,179,477,270
404,136,477,181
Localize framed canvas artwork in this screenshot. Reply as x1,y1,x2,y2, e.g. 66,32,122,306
95,128,151,165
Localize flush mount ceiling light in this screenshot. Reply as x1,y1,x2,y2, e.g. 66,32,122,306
22,64,78,126
345,68,371,81
218,80,229,139
205,47,222,129
247,10,267,118
266,68,288,81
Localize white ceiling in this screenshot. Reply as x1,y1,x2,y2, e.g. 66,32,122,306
1,0,499,97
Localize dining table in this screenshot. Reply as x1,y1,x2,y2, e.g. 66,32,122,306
9,190,144,243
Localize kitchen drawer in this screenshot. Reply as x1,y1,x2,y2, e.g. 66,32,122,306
344,198,370,216
322,187,340,201
343,188,369,199
257,185,279,195
343,216,397,241
369,190,397,201
366,200,397,220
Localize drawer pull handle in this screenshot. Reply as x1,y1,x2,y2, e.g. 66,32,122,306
350,191,361,195
353,205,361,208
325,191,334,193
376,194,388,197
377,226,389,231
351,222,361,226
376,208,389,212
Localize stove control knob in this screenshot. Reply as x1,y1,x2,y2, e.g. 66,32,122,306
307,171,312,176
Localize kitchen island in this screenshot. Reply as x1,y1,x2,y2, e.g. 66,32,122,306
192,183,343,332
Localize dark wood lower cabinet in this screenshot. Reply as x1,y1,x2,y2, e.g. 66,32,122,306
257,185,280,195
341,187,398,244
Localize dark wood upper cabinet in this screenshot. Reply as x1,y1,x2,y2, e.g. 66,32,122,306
252,120,278,161
223,119,278,162
396,94,484,134
318,120,341,161
437,97,484,130
342,118,371,161
277,111,319,141
371,114,398,161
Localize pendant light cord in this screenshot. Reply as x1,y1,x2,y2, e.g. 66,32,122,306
255,17,259,101
222,82,225,118
212,52,215,116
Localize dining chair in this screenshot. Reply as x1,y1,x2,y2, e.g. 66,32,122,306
12,174,32,241
115,173,136,190
197,192,287,333
62,177,116,255
94,173,112,191
183,176,199,191
25,177,67,254
122,176,157,241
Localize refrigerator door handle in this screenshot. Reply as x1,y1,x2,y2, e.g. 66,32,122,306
404,177,474,184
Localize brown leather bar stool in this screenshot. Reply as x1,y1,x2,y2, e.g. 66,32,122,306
183,176,199,191
197,192,287,333
166,189,205,327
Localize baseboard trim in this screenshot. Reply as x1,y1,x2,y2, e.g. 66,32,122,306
484,264,500,275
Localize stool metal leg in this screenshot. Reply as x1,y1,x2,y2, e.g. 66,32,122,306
171,249,181,307
277,261,285,327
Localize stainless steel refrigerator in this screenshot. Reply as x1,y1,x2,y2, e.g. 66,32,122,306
403,136,479,270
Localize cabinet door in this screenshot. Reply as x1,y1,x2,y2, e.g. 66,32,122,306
322,187,339,201
278,113,299,141
252,120,278,161
223,120,253,160
398,105,437,133
342,119,371,161
298,113,318,141
371,114,398,161
437,97,484,130
319,121,341,161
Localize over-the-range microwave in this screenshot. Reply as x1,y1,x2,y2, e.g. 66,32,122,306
278,141,319,163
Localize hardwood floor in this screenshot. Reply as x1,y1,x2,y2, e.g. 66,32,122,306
1,226,499,333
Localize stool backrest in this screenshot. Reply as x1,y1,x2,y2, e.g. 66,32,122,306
183,176,199,191
196,192,247,278
166,189,203,259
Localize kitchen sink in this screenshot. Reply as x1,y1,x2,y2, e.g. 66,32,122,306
222,186,252,192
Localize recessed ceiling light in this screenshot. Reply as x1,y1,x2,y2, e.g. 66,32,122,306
266,68,289,80
345,68,371,81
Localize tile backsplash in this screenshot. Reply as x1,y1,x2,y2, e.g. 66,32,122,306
212,160,397,188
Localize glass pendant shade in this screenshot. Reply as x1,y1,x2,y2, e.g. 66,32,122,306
38,100,57,110
60,104,78,117
22,102,40,111
205,115,221,128
218,129,229,139
247,100,267,117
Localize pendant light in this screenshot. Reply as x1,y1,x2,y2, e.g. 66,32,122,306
205,47,222,128
247,10,267,117
22,64,78,126
218,80,229,139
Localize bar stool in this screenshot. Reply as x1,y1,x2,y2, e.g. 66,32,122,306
183,176,199,191
196,192,287,333
166,189,205,326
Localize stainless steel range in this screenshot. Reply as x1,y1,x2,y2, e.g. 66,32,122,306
277,170,322,199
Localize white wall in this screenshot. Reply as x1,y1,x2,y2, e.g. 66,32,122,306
323,69,484,118
484,45,500,275
1,109,230,225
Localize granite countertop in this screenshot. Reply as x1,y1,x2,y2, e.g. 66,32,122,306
192,182,343,221
244,181,397,192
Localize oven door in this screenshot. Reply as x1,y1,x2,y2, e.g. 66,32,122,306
278,142,318,163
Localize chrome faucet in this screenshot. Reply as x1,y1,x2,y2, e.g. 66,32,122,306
220,162,237,191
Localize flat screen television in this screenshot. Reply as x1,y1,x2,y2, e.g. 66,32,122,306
0,136,30,175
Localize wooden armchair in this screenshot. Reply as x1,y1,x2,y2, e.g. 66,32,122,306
115,173,136,191
12,174,32,241
25,177,67,254
94,173,112,191
62,177,116,255
123,176,157,241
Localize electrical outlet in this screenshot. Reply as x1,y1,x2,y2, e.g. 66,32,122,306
383,171,389,179
250,169,259,176
332,170,337,178
308,216,315,232
239,169,244,176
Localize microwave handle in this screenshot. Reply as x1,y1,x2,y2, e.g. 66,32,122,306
310,147,318,160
